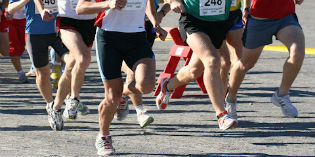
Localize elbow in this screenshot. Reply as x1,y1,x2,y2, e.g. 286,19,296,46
75,7,84,15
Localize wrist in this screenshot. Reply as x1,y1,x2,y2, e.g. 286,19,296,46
244,7,250,12
161,9,166,17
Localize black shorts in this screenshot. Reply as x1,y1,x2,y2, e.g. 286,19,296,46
145,20,157,47
227,9,243,31
96,29,155,81
56,17,96,47
26,33,68,68
179,13,230,49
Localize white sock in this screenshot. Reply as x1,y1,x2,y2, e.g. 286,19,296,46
135,104,145,114
98,133,111,139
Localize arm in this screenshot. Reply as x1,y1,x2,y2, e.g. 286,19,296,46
164,0,185,13
156,2,170,24
7,0,29,14
33,0,55,21
146,0,167,41
76,0,126,15
242,0,251,25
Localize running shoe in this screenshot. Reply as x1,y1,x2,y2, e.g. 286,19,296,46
25,71,36,77
271,90,298,118
63,97,80,119
156,78,172,110
115,95,129,121
46,102,63,131
95,135,115,156
217,110,238,130
18,72,28,83
137,110,154,128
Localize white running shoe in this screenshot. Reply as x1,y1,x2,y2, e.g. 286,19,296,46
271,90,298,118
95,136,115,156
137,110,154,128
156,78,172,110
115,95,129,121
217,111,238,130
63,97,80,119
46,102,63,131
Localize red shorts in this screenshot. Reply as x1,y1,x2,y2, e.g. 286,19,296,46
0,11,9,33
8,19,27,56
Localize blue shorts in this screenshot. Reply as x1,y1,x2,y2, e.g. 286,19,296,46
243,13,302,49
95,28,155,81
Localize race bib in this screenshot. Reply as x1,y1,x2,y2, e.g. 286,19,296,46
200,0,226,16
35,0,58,14
123,0,144,11
231,0,237,6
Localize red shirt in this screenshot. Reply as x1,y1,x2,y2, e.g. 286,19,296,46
249,0,295,19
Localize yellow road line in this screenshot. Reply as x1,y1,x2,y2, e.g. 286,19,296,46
156,38,315,55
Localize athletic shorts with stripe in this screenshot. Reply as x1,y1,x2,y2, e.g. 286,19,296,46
96,28,155,81
228,9,243,31
178,13,230,49
56,17,96,48
243,13,302,49
26,33,68,68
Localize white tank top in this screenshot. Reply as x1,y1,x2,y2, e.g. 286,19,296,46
13,8,25,19
58,0,96,20
101,0,146,33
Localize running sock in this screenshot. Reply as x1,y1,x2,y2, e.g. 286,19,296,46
277,89,287,97
135,104,145,114
226,97,236,104
98,133,111,139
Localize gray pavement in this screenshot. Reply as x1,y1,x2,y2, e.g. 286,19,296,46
1,1,315,157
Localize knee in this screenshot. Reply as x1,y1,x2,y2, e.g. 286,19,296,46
188,66,204,79
76,54,91,70
239,60,255,72
203,57,221,73
136,79,155,94
290,50,305,64
221,58,231,72
104,92,122,107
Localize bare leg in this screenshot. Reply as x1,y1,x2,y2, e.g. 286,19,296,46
35,64,53,103
0,32,9,56
277,25,305,95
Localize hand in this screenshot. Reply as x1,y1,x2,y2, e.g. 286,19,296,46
5,12,13,20
155,25,168,41
295,0,303,5
109,0,127,10
242,10,249,26
40,9,55,21
170,0,185,13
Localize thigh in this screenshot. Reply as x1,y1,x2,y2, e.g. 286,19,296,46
26,34,50,68
226,28,243,62
103,78,124,102
60,29,89,58
186,32,218,61
277,17,305,53
133,57,156,84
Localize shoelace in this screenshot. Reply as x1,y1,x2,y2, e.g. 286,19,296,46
100,137,112,149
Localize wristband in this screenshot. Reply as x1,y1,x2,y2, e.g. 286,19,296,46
244,7,250,12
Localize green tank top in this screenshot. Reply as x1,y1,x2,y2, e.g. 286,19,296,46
184,0,232,21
